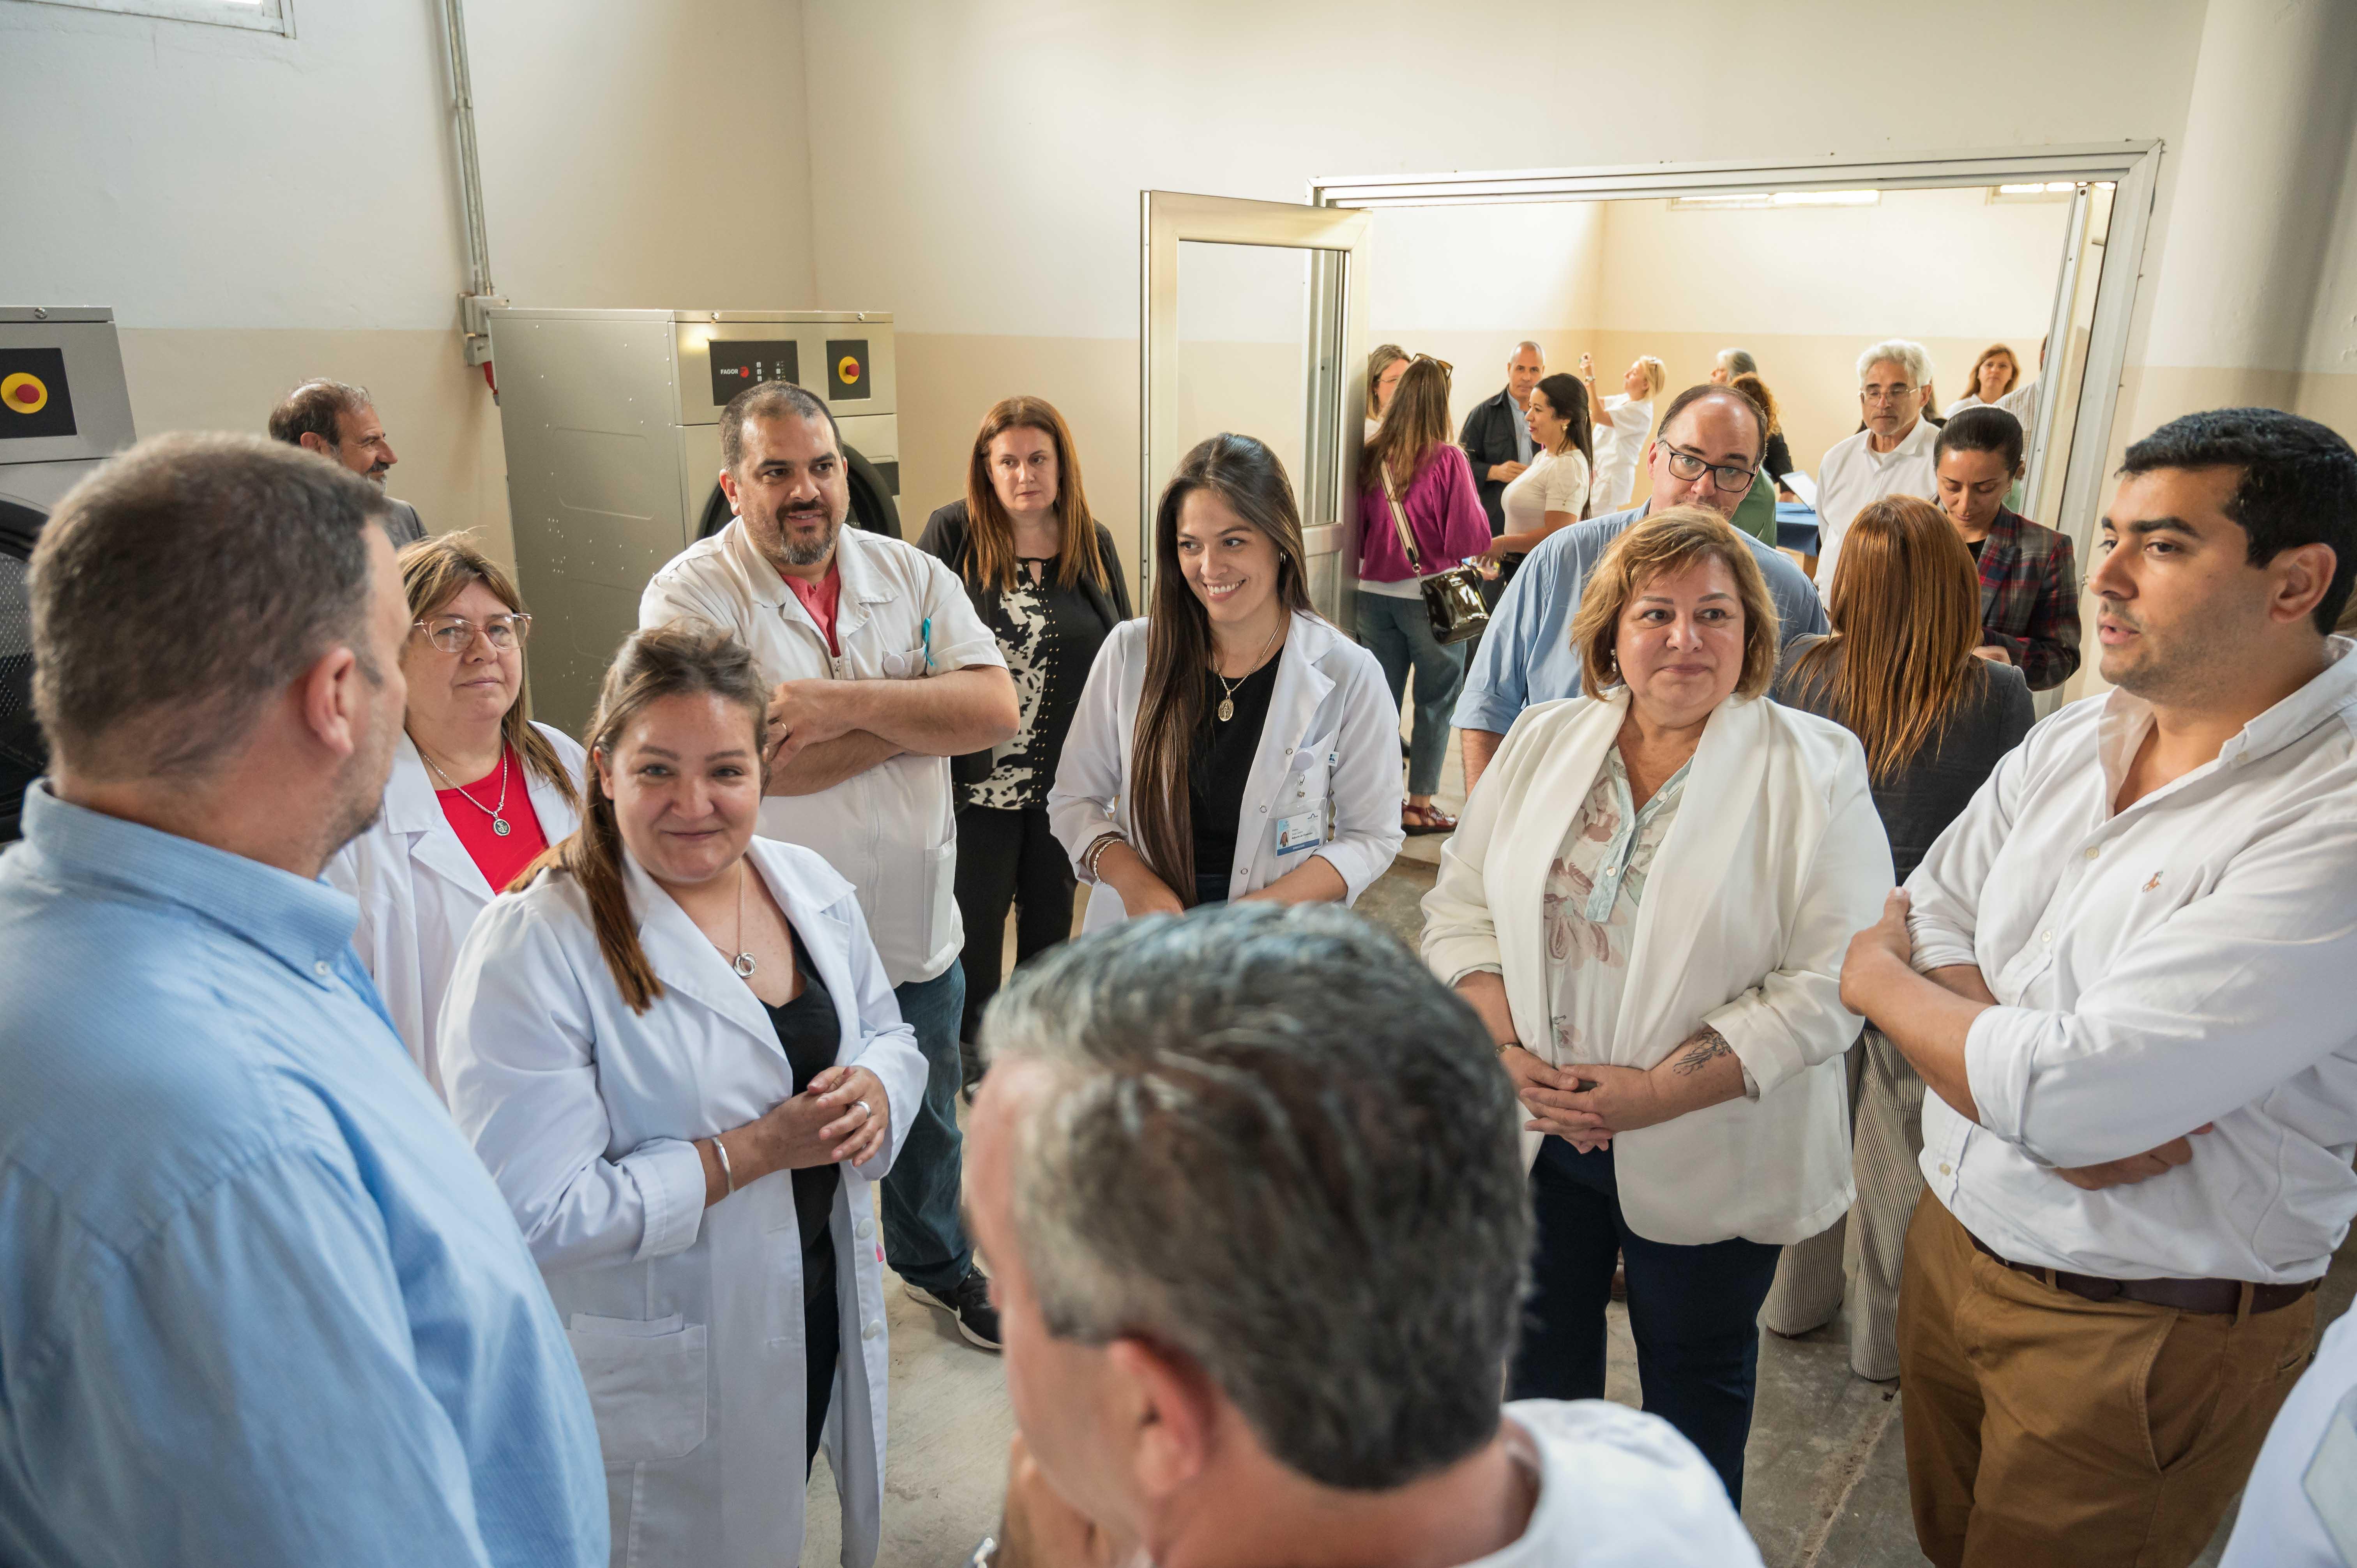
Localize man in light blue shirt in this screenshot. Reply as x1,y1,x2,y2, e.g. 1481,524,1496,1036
0,435,606,1567
1453,385,1827,790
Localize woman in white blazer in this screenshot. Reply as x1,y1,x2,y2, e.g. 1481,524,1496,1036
1050,433,1402,923
327,533,585,1098
438,625,928,1568
1421,507,1890,1505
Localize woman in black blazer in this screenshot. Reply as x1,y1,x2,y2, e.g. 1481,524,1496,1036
917,397,1132,1090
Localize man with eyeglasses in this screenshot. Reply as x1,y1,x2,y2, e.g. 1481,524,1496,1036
1812,340,1942,589
1452,384,1827,791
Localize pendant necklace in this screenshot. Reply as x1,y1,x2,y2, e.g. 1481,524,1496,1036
1213,615,1282,723
424,745,513,837
707,863,758,978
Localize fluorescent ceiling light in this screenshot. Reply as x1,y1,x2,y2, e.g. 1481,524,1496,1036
1670,189,1881,211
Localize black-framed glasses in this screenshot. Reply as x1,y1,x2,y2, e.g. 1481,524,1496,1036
413,613,531,653
1660,443,1757,493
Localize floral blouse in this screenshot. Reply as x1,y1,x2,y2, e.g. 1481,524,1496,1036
1541,746,1690,1063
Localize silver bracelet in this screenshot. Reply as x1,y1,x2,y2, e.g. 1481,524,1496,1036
1083,831,1124,879
711,1135,736,1196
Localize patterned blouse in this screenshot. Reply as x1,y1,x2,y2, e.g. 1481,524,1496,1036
1541,746,1690,1063
964,563,1111,811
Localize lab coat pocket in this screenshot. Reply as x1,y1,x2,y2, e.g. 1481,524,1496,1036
566,1314,709,1464
879,643,931,680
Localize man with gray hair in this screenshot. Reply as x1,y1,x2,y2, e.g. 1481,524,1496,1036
0,435,606,1565
1710,348,1758,383
1812,338,1941,586
1461,341,1547,547
268,378,427,546
965,902,1760,1568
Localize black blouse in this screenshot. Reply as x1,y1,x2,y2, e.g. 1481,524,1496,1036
760,946,843,1272
1188,656,1281,898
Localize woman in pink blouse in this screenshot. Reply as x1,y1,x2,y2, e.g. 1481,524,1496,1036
1356,355,1493,835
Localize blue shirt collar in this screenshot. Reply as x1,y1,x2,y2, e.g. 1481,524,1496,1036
19,782,362,982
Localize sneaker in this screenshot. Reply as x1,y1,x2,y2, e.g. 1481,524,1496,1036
906,1269,1001,1351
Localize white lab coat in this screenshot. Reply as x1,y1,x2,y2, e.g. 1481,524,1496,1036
438,838,926,1568
1421,690,1892,1246
326,724,587,1098
1048,612,1405,926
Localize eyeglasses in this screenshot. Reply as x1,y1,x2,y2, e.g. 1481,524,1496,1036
413,613,531,653
1660,443,1757,492
1861,385,1919,405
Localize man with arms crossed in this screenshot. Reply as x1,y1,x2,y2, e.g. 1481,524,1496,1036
1841,408,2357,1568
966,903,1762,1568
1452,384,1826,791
0,436,605,1566
643,381,1018,1348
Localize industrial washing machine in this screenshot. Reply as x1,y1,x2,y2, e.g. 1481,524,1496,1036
1,306,138,841
487,307,901,736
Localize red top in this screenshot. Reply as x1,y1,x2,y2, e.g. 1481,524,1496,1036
435,744,549,893
783,565,843,655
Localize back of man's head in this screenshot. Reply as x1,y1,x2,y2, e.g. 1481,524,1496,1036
267,379,370,450
2122,407,2357,634
981,902,1530,1492
31,433,390,783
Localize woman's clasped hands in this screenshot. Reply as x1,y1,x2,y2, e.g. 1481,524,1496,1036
744,1064,893,1169
1498,1048,1677,1151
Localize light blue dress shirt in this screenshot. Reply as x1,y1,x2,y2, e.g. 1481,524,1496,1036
1452,503,1829,735
0,784,607,1568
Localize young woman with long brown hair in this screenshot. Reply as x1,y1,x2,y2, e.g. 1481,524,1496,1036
1357,354,1492,834
1761,494,2033,1380
326,531,585,1096
1050,433,1403,921
917,395,1132,1085
439,622,927,1567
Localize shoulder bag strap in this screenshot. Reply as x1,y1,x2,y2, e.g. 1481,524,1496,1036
1382,462,1424,573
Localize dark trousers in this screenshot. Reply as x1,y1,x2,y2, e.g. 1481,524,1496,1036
1510,1137,1782,1504
951,803,1075,1080
882,964,973,1295
803,1240,838,1474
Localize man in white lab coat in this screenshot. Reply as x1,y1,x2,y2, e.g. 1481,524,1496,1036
963,904,1763,1568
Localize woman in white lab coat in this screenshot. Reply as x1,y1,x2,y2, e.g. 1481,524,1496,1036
1049,432,1403,922
438,623,927,1568
326,533,585,1098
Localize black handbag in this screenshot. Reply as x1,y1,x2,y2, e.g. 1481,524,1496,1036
1382,467,1490,646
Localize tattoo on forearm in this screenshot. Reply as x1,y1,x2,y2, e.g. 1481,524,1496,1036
1670,1026,1733,1077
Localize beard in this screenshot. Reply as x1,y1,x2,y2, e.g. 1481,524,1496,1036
322,673,403,863
772,504,841,568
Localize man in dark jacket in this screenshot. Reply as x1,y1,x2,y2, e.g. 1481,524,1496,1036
1459,342,1546,540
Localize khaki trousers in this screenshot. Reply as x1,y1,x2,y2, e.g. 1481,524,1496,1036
1897,1192,2316,1568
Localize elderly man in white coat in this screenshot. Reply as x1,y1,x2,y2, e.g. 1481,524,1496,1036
440,626,927,1568
1049,432,1401,923
1813,339,1942,588
1422,507,1890,1505
329,535,584,1097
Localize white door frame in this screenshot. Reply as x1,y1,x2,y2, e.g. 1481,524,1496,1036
1303,142,2164,574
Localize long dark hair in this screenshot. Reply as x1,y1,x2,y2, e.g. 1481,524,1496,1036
518,623,768,1014
1360,356,1454,494
1133,434,1317,902
1532,372,1595,491
961,395,1112,595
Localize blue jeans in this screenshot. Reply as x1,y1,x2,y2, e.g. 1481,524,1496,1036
1354,590,1463,797
882,963,974,1294
1509,1137,1782,1505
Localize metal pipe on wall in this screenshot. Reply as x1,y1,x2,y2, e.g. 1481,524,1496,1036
436,0,504,369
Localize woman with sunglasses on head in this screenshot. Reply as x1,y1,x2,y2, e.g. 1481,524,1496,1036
327,533,584,1098
1051,433,1403,920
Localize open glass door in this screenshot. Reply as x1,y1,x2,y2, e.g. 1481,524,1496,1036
1140,192,1371,624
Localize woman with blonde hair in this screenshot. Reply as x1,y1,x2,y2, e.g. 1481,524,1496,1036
440,623,927,1566
327,531,585,1095
1365,342,1410,438
1580,353,1668,514
1355,354,1493,833
1422,505,1889,1501
917,395,1131,1085
1760,494,2032,1379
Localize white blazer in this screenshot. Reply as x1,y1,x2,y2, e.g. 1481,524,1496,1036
437,838,927,1568
1049,612,1405,927
326,724,587,1098
1422,690,1892,1246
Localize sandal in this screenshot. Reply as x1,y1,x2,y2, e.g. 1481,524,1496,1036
1401,803,1458,836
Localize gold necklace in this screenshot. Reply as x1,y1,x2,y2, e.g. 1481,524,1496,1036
1213,616,1282,723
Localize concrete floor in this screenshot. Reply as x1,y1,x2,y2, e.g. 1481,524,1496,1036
799,726,2357,1567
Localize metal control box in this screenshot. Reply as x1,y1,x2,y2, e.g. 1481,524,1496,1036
488,307,899,735
1,307,138,515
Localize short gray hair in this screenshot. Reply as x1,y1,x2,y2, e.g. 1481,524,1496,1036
267,378,372,448
1857,339,1932,388
31,433,390,782
981,903,1530,1491
1716,347,1758,377
719,380,840,475
1512,340,1544,359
